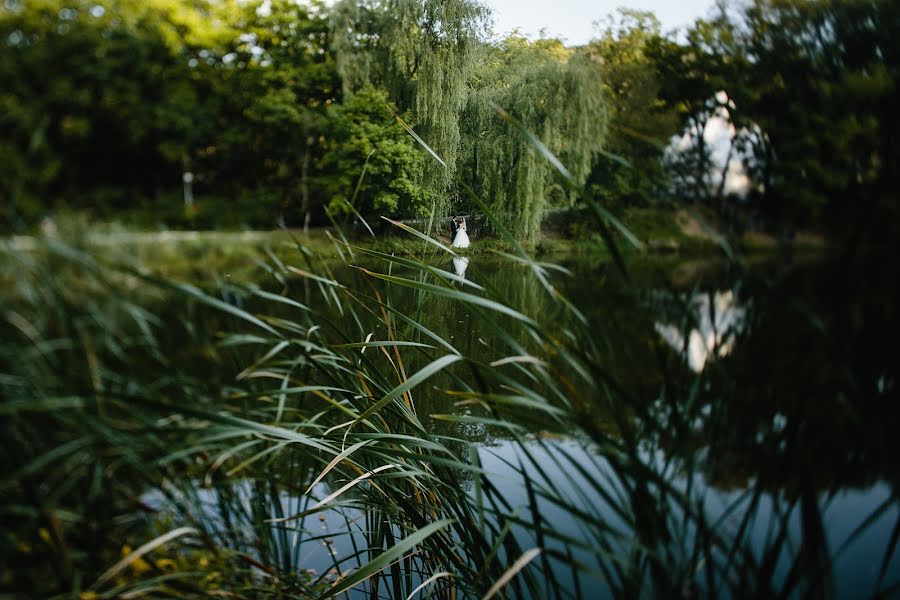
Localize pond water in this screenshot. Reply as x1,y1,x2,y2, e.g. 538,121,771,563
403,254,895,597
4,241,899,597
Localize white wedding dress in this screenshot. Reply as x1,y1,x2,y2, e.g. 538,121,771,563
452,222,470,249
451,256,469,279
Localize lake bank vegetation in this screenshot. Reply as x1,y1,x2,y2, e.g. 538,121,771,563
4,205,827,285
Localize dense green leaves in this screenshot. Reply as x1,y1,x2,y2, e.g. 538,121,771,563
650,0,900,241
585,10,679,210
0,0,340,231
317,87,432,218
331,0,490,203
459,36,608,239
736,0,900,238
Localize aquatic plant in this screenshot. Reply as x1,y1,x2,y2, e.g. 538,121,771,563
2,114,898,600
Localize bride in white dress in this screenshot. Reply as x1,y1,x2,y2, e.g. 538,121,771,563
451,217,470,249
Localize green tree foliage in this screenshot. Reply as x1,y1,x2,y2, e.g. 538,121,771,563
585,10,679,209
0,0,227,226
199,0,339,228
4,0,898,242
459,36,608,239
736,0,900,236
318,87,432,218
0,0,340,230
330,0,490,204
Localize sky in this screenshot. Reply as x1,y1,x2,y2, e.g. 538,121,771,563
483,0,716,45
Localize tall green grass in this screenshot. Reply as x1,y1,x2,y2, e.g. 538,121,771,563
2,114,898,599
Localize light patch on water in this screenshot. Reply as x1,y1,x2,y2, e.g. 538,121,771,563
452,256,469,279
655,289,746,372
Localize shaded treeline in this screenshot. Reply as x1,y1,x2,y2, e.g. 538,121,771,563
2,0,899,245
588,1,900,249
1,0,342,229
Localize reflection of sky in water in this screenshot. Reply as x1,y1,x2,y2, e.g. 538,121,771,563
479,439,899,599
655,290,746,372
476,438,616,597
705,482,900,599
142,481,364,583
140,437,899,597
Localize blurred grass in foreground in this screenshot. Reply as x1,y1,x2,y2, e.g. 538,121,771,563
2,206,897,598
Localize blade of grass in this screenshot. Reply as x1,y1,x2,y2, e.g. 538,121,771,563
482,547,542,600
354,354,464,425
91,527,198,590
317,518,453,599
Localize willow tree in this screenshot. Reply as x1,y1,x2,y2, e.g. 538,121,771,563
330,0,489,211
459,36,608,240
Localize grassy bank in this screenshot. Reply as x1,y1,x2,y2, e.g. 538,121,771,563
3,207,826,284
